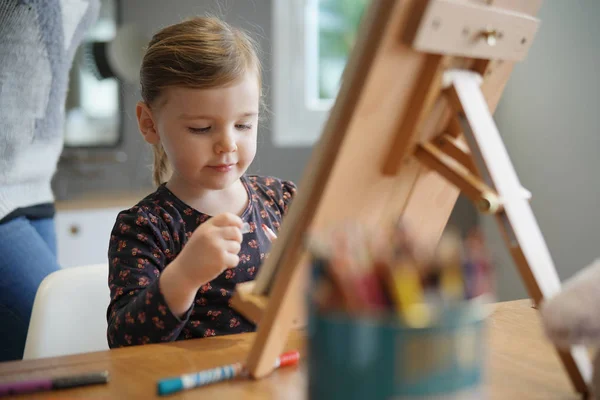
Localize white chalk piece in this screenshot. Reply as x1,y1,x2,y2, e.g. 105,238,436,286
241,223,251,234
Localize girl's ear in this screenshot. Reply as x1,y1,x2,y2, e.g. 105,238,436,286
136,101,160,145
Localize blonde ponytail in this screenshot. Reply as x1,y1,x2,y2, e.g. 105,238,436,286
152,143,170,187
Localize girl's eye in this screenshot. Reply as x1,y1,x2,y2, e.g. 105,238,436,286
235,124,253,131
188,126,211,133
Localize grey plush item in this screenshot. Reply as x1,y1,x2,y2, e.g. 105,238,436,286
541,258,600,397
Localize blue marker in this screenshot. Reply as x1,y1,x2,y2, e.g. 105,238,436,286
157,351,300,396
158,362,244,396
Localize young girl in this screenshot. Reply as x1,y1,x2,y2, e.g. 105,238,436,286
106,16,296,348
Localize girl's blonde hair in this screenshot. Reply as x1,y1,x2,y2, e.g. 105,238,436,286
140,16,262,186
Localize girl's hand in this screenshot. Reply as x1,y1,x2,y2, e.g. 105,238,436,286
175,212,244,288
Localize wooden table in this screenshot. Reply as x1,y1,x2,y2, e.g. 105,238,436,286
0,300,584,399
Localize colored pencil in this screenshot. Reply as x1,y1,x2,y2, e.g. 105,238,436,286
305,219,493,326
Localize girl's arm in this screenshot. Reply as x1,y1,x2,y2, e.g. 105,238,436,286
106,207,193,348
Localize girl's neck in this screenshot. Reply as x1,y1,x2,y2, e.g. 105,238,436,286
166,175,249,217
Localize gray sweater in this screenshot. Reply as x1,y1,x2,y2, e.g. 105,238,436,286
0,0,99,220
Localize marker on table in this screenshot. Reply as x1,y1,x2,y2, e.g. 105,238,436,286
157,350,300,396
0,371,109,397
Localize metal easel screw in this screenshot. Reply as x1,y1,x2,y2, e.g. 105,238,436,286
481,28,498,46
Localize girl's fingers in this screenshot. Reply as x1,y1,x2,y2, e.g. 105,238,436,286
224,252,240,269
212,212,244,229
262,224,277,242
220,226,243,243
223,239,242,255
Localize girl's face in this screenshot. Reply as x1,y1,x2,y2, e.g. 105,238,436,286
144,72,259,191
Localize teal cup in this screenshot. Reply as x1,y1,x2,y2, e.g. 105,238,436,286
307,302,488,399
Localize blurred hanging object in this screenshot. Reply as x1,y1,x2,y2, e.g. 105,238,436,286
83,23,146,84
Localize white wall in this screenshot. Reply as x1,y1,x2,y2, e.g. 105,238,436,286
485,0,600,301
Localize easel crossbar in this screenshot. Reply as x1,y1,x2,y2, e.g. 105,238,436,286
414,140,501,213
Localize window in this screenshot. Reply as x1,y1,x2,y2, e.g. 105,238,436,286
272,0,368,146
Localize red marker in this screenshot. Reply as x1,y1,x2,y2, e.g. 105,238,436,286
274,351,301,368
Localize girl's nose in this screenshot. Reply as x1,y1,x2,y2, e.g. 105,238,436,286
215,130,237,153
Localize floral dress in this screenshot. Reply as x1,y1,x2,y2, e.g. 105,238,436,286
106,175,296,348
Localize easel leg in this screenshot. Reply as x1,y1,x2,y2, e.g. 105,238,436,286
244,253,308,378
444,69,592,395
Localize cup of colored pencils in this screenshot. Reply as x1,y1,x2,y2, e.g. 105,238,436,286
305,219,494,400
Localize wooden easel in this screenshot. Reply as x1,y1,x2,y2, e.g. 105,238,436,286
231,0,592,395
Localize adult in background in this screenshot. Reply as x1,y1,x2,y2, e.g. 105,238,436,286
0,0,100,361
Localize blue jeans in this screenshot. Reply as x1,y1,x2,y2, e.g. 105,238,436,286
0,217,60,362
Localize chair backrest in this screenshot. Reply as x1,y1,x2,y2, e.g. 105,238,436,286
23,263,110,360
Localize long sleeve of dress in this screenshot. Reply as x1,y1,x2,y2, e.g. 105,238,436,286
106,206,191,348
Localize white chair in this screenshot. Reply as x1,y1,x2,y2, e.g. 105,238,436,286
23,263,111,359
